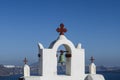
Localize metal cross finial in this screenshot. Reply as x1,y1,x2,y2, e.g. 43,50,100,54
90,56,95,63
56,23,67,35
23,57,28,64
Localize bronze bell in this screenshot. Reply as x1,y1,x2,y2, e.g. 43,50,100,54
58,53,65,65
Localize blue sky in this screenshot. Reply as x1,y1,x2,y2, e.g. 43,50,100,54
0,0,120,66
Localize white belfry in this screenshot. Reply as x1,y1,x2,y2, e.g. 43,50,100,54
19,23,105,80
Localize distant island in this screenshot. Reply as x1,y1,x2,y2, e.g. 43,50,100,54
85,65,120,73
0,63,120,76
0,64,22,76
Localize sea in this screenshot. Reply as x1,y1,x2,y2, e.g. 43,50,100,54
0,71,119,80
97,71,120,80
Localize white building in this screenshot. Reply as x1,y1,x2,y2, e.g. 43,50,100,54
19,23,105,80
4,65,15,68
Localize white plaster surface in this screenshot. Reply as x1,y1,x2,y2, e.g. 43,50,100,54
89,63,96,74
85,74,105,80
24,64,30,77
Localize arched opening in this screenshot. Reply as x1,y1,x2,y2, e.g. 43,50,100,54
56,44,72,75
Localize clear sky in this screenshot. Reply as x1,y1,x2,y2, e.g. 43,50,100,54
0,0,120,66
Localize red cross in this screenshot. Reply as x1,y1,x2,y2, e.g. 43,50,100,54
23,57,28,64
90,56,95,63
56,23,67,35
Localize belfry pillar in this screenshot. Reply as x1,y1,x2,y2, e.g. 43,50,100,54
89,56,96,74
23,58,30,77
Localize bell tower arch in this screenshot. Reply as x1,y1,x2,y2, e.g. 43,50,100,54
49,35,75,76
